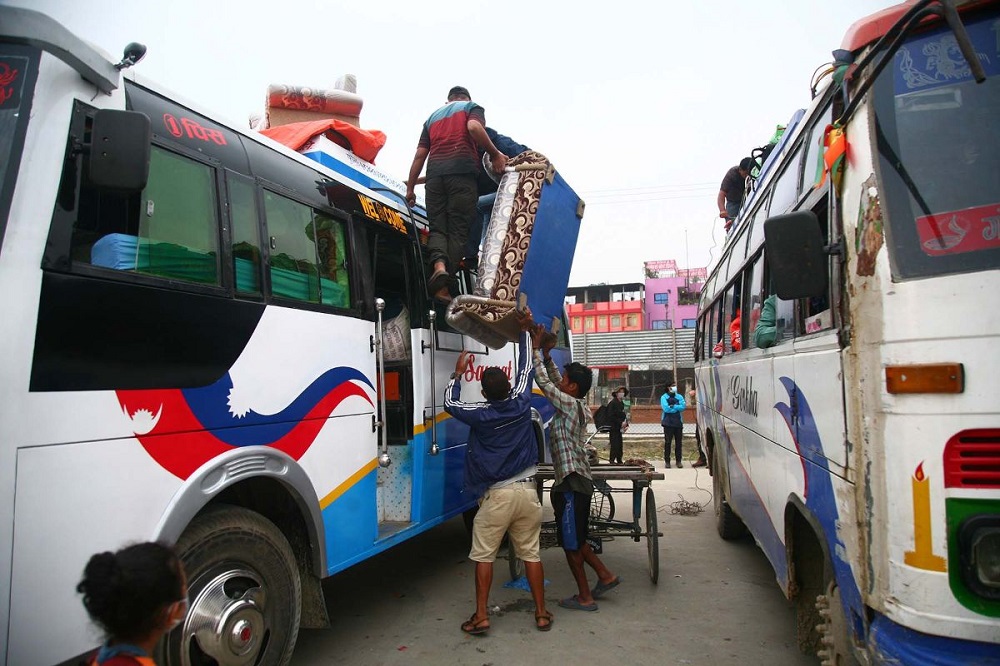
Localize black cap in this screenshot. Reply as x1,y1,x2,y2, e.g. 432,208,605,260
448,86,471,100
563,362,592,396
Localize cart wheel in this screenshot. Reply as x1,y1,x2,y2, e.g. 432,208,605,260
645,487,659,584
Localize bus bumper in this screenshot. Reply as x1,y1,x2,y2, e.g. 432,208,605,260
869,614,1000,665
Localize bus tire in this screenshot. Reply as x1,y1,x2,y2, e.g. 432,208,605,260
712,451,747,540
816,579,860,666
158,504,301,666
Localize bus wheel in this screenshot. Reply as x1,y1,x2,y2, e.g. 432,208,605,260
158,505,301,666
815,580,859,666
712,452,747,540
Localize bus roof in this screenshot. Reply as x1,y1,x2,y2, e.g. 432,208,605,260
840,0,991,53
0,5,119,93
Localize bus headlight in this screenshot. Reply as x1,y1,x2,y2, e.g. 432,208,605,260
959,517,1000,600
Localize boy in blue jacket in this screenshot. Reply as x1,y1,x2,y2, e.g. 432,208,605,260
444,319,552,634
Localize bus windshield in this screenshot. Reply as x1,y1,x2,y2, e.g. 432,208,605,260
873,10,1000,280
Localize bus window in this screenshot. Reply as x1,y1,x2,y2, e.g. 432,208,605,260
744,254,763,349
725,274,743,353
774,291,795,345
137,147,220,285
72,143,221,286
761,255,795,344
228,173,262,295
711,298,724,358
310,211,350,308
768,146,804,217
264,192,350,308
799,199,832,335
747,191,771,256
802,105,833,192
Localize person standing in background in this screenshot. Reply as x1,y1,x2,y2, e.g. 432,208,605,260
606,386,629,465
660,383,686,468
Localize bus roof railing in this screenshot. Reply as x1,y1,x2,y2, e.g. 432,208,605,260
0,6,119,94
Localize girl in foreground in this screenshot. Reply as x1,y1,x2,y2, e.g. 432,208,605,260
77,542,187,665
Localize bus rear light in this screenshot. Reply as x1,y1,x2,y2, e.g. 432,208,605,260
885,363,963,394
958,517,1000,601
943,430,1000,489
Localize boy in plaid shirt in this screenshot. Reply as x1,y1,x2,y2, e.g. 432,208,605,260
530,323,620,611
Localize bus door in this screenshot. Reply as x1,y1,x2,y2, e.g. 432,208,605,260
365,223,420,538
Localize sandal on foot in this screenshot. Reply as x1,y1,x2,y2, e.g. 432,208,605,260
535,611,554,632
591,576,621,599
460,613,490,636
428,268,450,295
558,595,598,611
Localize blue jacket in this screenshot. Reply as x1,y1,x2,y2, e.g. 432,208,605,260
444,331,536,498
660,390,686,428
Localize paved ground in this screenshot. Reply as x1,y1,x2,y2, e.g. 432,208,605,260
292,457,818,666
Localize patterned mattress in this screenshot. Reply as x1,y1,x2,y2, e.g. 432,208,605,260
446,151,551,349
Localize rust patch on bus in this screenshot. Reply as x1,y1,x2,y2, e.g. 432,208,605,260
855,174,884,277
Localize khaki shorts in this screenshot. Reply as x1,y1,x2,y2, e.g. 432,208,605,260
469,481,542,563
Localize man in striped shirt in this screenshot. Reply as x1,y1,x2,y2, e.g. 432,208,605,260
405,86,508,303
530,325,621,611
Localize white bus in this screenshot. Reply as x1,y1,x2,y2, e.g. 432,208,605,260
694,1,999,664
0,8,576,665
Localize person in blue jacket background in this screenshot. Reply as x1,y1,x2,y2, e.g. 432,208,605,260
660,382,686,468
444,316,552,634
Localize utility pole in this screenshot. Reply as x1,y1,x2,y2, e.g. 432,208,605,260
685,228,690,291
672,326,678,384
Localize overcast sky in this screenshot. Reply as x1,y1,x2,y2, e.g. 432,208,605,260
7,0,892,285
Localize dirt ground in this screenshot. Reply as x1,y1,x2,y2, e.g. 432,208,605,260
292,440,818,666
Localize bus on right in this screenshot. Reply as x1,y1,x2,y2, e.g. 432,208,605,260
694,1,999,664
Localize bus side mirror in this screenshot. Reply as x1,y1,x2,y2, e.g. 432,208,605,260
87,109,151,192
764,211,828,300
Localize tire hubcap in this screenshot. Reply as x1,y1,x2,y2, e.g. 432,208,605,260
183,568,267,666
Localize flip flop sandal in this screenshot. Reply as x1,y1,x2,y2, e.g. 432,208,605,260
591,576,621,599
535,611,554,631
558,595,598,612
428,269,450,295
460,613,490,636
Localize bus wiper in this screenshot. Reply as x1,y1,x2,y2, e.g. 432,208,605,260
837,0,986,127
873,119,932,221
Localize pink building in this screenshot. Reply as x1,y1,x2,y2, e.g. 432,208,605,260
642,260,706,330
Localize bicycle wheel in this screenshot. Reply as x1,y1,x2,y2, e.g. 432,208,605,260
590,481,615,522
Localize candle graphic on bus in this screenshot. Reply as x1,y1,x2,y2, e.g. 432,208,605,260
904,461,947,572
